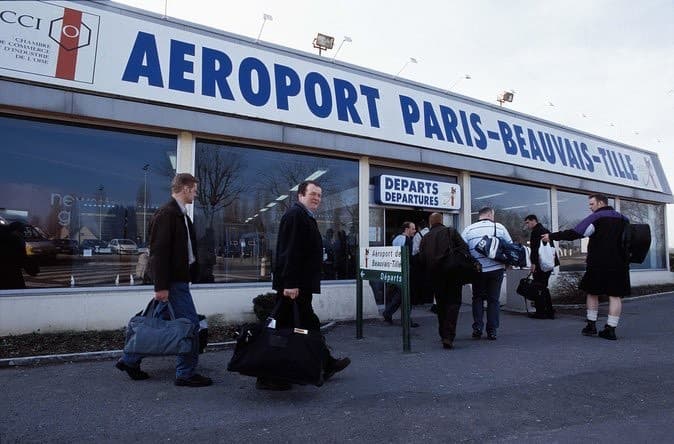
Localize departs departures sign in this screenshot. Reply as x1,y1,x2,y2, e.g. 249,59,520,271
357,246,412,352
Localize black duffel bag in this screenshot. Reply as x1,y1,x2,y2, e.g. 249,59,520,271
516,273,545,301
227,299,326,387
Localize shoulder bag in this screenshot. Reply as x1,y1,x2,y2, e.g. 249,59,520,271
123,300,195,356
445,228,482,285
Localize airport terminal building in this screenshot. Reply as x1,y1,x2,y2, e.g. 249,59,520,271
1,1,672,334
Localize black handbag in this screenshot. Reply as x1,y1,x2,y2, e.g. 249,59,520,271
227,300,327,386
444,228,482,285
516,273,544,301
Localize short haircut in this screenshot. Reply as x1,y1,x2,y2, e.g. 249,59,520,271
401,221,414,231
171,173,198,194
524,214,538,222
298,180,321,196
588,193,608,205
429,212,443,226
478,207,494,218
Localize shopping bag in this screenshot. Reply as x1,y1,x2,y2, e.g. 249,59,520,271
227,299,326,386
538,241,556,272
123,300,195,356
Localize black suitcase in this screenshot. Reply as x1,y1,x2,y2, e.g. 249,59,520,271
623,223,651,264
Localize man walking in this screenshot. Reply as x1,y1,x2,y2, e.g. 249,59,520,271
116,173,212,387
524,214,558,319
462,207,512,340
383,222,419,327
419,213,467,349
542,194,629,340
258,180,350,391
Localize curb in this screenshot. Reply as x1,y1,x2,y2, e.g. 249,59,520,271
0,321,338,368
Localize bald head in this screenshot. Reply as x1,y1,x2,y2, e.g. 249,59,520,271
429,212,443,226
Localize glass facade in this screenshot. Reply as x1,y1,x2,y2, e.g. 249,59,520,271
620,200,666,269
193,141,359,283
470,177,551,245
0,115,177,289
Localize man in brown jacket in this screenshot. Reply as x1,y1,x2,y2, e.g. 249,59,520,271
419,212,468,349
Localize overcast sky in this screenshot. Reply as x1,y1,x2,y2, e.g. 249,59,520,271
116,0,674,241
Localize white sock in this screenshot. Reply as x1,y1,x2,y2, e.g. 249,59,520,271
607,315,620,327
587,309,598,321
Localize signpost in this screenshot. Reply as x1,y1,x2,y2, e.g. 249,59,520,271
356,246,411,352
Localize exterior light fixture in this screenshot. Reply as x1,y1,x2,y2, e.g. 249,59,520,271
256,13,273,43
448,73,471,90
395,57,418,78
497,90,514,107
313,33,335,55
332,36,352,62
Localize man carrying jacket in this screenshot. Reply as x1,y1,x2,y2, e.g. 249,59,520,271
116,173,212,387
542,194,629,340
257,180,350,391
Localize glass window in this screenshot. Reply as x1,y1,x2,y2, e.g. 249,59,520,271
470,177,551,244
556,191,615,271
0,115,177,289
620,200,666,269
194,141,358,283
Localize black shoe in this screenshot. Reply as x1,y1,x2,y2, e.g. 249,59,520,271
324,357,351,381
383,316,393,325
472,329,482,339
115,359,149,381
442,340,453,349
255,377,292,391
598,325,617,340
582,320,597,336
487,331,497,340
175,373,213,387
410,321,420,328
430,304,438,314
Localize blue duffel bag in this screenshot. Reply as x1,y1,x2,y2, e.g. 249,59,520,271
123,300,195,356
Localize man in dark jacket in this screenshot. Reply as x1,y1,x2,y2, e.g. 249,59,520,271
419,213,467,349
542,194,629,340
116,173,212,387
524,215,559,319
258,180,350,390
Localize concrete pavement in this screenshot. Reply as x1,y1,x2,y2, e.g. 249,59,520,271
1,294,673,443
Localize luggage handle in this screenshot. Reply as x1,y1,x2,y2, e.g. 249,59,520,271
267,295,302,329
141,299,178,320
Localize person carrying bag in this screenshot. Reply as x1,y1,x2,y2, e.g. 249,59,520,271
123,299,195,356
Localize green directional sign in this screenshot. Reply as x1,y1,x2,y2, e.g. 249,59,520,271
358,269,403,286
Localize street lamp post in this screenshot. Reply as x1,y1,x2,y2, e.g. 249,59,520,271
142,164,149,245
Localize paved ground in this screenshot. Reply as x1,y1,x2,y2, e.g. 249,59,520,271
1,294,673,443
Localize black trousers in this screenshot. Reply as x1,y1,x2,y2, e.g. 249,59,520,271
532,270,554,315
433,281,462,342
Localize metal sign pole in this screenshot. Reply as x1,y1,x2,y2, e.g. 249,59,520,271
356,269,363,339
401,246,411,352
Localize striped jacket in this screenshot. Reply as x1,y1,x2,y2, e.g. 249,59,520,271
461,219,513,272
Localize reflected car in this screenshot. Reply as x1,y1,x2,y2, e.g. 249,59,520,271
53,239,79,255
80,239,108,254
108,238,138,255
22,224,57,259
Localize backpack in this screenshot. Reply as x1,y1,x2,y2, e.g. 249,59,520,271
622,221,651,264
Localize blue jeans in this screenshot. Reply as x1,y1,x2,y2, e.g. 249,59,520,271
122,282,200,379
471,269,504,333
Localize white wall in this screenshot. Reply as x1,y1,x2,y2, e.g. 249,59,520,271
0,282,380,335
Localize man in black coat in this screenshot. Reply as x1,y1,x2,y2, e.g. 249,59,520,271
542,194,629,340
258,180,350,390
418,213,467,349
116,173,212,387
524,215,559,319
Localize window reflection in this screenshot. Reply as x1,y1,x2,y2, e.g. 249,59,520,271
470,177,551,245
194,142,359,283
620,200,666,269
0,115,177,289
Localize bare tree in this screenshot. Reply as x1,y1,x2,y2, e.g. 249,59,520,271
196,147,244,227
